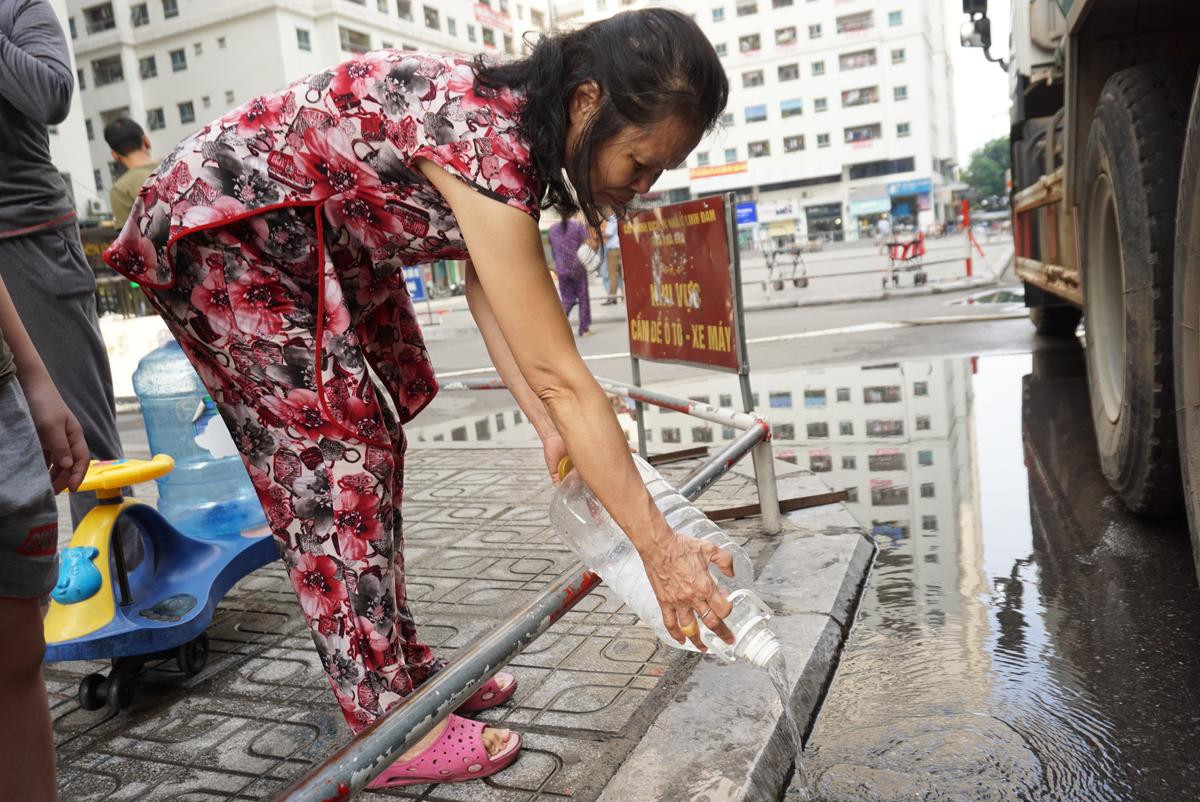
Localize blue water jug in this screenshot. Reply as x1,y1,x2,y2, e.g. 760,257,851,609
132,340,267,537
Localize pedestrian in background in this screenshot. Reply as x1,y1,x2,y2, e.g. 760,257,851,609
602,210,623,304
549,213,593,336
104,118,158,228
0,0,125,528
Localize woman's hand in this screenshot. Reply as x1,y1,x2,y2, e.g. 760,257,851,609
542,431,569,483
640,522,738,651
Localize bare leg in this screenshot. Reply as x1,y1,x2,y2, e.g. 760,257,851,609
0,597,56,802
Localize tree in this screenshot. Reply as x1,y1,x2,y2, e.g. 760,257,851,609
963,136,1010,209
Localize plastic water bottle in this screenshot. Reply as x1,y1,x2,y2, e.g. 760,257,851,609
550,455,781,667
132,340,266,537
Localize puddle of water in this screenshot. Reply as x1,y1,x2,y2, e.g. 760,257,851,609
949,287,1026,307
419,345,1200,800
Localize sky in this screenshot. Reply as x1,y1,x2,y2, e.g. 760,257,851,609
946,0,1013,165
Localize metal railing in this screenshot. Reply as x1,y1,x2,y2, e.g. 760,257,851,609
276,377,779,800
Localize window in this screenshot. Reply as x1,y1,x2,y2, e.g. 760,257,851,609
736,1,757,16
92,55,123,86
193,41,202,55
866,419,904,437
725,147,738,162
805,422,828,439
467,24,477,42
450,426,467,442
888,10,902,26
776,26,797,46
739,33,761,53
842,455,857,469
130,3,149,26
712,7,725,22
868,453,906,471
83,3,115,34
817,133,830,148
297,28,312,51
201,95,210,107
662,427,681,444
85,119,94,140
811,60,825,76
161,0,178,18
891,48,906,64
920,482,935,498
773,0,793,6
514,410,523,424
531,8,544,26
837,11,873,33
424,6,439,29
377,0,388,10
69,16,76,38
474,418,491,441
916,415,931,431
745,104,768,123
777,64,799,82
921,515,937,531
169,48,187,71
917,450,933,466
781,98,803,118
692,426,714,443
836,387,851,402
743,70,764,88
178,101,195,124
94,169,103,191
864,386,901,403
749,140,770,158
808,23,821,39
138,55,157,79
146,107,165,130
804,390,826,408
715,42,728,57
397,0,413,20
696,152,710,166
871,485,909,506
482,27,496,47
913,381,928,396
842,86,879,107
225,89,235,104
719,394,733,407
845,487,859,503
447,17,457,36
897,122,911,138
769,391,793,408
810,454,833,472
849,156,915,180
839,49,877,70
217,36,226,48
721,112,735,126
722,425,736,440
814,97,828,113
894,85,908,101
775,423,796,439
340,26,371,53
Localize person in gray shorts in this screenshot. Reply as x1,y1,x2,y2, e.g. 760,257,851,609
0,269,88,799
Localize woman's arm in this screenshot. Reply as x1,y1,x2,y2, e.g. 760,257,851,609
464,259,567,480
420,160,735,647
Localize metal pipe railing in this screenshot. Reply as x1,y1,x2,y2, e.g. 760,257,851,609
277,413,771,801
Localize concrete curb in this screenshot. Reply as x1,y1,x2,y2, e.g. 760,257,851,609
597,461,875,802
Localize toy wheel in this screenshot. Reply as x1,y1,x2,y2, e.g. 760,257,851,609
177,633,210,677
78,673,107,711
105,672,136,713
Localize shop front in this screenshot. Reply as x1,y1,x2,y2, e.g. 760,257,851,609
805,202,844,243
758,198,803,248
887,178,934,230
848,185,892,241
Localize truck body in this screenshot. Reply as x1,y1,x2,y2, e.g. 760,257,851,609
973,0,1200,583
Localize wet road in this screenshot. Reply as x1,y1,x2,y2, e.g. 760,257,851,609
800,343,1200,801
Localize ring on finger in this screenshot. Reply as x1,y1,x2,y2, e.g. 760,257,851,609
697,607,713,620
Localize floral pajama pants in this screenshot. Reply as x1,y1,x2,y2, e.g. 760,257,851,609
139,207,441,732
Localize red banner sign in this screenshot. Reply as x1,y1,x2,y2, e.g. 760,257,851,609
474,3,512,32
618,197,742,372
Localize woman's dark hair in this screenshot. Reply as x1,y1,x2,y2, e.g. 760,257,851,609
474,9,728,229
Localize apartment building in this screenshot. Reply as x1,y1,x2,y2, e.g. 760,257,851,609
555,0,960,245
65,0,549,211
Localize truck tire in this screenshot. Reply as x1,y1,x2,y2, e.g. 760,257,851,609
1080,62,1194,516
1173,73,1200,585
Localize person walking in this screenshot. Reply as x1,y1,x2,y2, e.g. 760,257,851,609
0,0,125,528
548,214,593,336
601,210,623,304
104,118,159,228
105,8,735,790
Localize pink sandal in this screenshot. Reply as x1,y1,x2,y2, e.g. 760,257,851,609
367,714,521,788
456,672,517,713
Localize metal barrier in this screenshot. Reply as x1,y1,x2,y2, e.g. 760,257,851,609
276,379,778,800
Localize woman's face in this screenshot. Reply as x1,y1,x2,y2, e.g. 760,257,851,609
568,82,702,209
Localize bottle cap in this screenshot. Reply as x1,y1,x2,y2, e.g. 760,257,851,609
557,456,574,482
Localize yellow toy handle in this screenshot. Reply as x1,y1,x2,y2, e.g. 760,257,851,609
77,455,175,498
